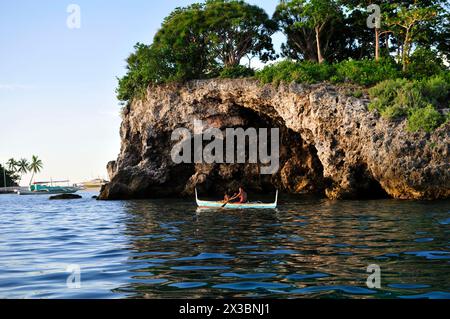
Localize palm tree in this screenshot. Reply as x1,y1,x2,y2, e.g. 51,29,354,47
28,155,43,185
17,158,29,176
6,158,18,172
16,158,29,186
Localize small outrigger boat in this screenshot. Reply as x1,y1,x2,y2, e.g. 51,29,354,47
17,180,81,195
195,189,278,209
80,178,108,189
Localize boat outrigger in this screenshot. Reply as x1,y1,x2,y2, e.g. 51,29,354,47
195,189,278,209
17,180,81,195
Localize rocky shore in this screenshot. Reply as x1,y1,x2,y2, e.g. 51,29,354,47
99,79,449,200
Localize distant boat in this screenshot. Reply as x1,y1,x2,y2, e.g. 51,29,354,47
195,189,278,209
17,180,81,195
81,178,108,189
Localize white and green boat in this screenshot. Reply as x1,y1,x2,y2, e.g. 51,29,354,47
17,181,81,195
195,189,278,209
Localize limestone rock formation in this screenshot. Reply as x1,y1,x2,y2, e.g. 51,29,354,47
99,79,449,200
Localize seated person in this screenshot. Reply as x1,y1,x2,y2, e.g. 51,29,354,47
223,193,231,203
229,187,247,204
237,187,247,203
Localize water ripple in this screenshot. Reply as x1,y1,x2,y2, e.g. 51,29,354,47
175,253,234,261
290,286,376,295
213,282,291,291
399,291,450,299
387,283,430,289
169,282,208,289
285,273,329,280
404,251,450,260
0,192,449,298
220,272,277,279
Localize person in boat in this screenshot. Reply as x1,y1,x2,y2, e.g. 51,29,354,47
223,193,231,203
229,187,247,204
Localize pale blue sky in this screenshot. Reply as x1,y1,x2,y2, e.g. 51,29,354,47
0,0,283,184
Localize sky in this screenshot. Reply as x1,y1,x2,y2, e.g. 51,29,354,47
0,0,284,185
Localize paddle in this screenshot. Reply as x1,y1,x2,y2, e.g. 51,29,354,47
221,200,231,208
221,193,238,208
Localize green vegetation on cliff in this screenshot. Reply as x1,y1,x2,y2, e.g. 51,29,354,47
368,74,450,132
255,58,401,86
255,58,449,132
117,0,450,132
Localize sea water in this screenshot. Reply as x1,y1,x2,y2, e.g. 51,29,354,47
0,191,449,299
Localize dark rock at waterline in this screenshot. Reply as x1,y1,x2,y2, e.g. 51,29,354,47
92,195,98,199
99,79,450,201
107,161,117,181
49,194,82,200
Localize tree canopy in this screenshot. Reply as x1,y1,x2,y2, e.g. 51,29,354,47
274,0,344,63
117,0,450,103
203,0,277,66
0,164,19,188
117,0,277,102
275,0,448,65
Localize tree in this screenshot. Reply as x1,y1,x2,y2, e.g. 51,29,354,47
338,1,396,61
437,11,450,60
117,0,276,102
28,155,43,185
388,3,438,71
0,164,18,188
306,0,342,63
415,3,450,61
6,158,17,172
154,0,276,69
153,3,214,82
17,159,29,175
274,0,320,61
335,7,374,60
117,3,215,102
203,0,277,67
366,3,388,61
116,43,173,102
274,0,343,64
15,158,29,185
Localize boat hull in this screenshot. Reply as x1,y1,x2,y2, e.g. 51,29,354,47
17,188,80,196
195,189,278,209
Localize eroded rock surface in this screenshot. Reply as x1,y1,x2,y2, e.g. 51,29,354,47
99,79,449,200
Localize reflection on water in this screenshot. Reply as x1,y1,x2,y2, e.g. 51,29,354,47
0,192,449,298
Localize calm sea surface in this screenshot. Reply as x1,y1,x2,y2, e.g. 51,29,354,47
0,191,449,299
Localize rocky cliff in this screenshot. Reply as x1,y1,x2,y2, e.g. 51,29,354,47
99,79,449,200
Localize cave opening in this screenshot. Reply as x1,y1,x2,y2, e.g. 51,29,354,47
118,99,391,200
185,105,327,197
350,164,389,199
161,102,390,200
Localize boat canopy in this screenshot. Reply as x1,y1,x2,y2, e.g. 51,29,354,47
33,180,70,184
